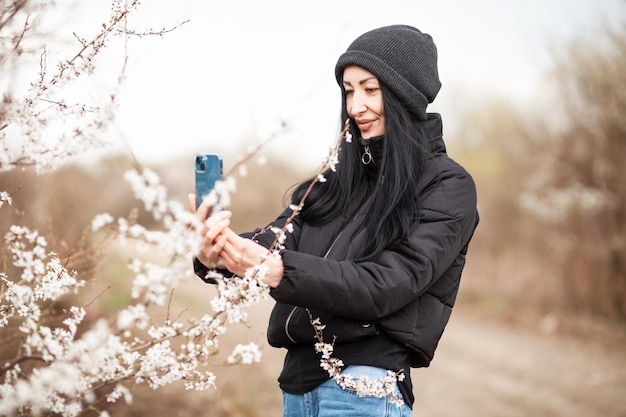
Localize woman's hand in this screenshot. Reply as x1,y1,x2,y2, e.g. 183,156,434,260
187,193,284,287
219,228,285,288
188,193,232,269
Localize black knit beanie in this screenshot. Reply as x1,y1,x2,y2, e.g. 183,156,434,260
335,25,441,120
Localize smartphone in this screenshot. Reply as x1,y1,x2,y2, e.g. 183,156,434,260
195,153,223,210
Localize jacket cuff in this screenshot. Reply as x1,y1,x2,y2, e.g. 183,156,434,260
193,256,235,284
193,256,216,284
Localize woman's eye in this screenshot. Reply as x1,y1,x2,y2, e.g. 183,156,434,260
366,87,379,94
345,90,354,97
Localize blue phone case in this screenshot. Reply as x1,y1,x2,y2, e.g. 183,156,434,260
195,153,223,210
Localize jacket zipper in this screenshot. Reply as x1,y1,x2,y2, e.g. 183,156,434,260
284,229,345,343
284,306,299,344
323,230,343,258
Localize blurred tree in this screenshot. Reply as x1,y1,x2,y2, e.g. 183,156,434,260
454,20,626,323
451,99,566,313
521,23,626,319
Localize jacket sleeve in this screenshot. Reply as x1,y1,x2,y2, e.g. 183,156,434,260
269,160,479,321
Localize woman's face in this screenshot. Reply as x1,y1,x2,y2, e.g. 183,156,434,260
343,65,385,139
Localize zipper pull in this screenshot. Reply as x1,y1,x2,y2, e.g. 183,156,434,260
361,146,373,165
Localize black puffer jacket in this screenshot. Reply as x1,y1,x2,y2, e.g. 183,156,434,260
196,113,479,369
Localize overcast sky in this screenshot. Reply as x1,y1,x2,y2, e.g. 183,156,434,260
77,0,624,168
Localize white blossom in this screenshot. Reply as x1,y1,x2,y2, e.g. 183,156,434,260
107,384,133,404
227,343,262,365
117,304,149,330
184,371,216,391
5,226,48,283
0,191,12,207
91,213,115,231
0,23,355,413
311,314,405,407
0,2,290,415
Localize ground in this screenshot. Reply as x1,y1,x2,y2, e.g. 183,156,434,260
412,308,626,417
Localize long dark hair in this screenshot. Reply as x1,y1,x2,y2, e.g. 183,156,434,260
291,84,430,259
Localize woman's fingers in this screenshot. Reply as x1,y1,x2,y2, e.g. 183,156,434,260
217,234,283,287
213,229,229,251
195,211,233,268
218,232,264,274
189,192,226,224
198,229,227,267
188,192,214,227
203,215,229,241
195,209,231,235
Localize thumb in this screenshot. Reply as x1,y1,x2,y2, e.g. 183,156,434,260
187,193,197,213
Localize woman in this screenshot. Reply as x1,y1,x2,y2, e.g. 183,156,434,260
191,25,479,417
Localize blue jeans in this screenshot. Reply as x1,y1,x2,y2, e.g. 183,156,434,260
282,365,412,417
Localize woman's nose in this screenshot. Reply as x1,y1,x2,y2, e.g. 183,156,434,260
349,92,367,115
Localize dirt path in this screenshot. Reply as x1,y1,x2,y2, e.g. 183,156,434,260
412,313,626,417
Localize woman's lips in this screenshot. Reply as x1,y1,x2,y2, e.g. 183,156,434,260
357,119,374,131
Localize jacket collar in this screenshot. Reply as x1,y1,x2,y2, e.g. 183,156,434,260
425,113,446,155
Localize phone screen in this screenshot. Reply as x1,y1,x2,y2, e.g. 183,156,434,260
195,153,223,210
